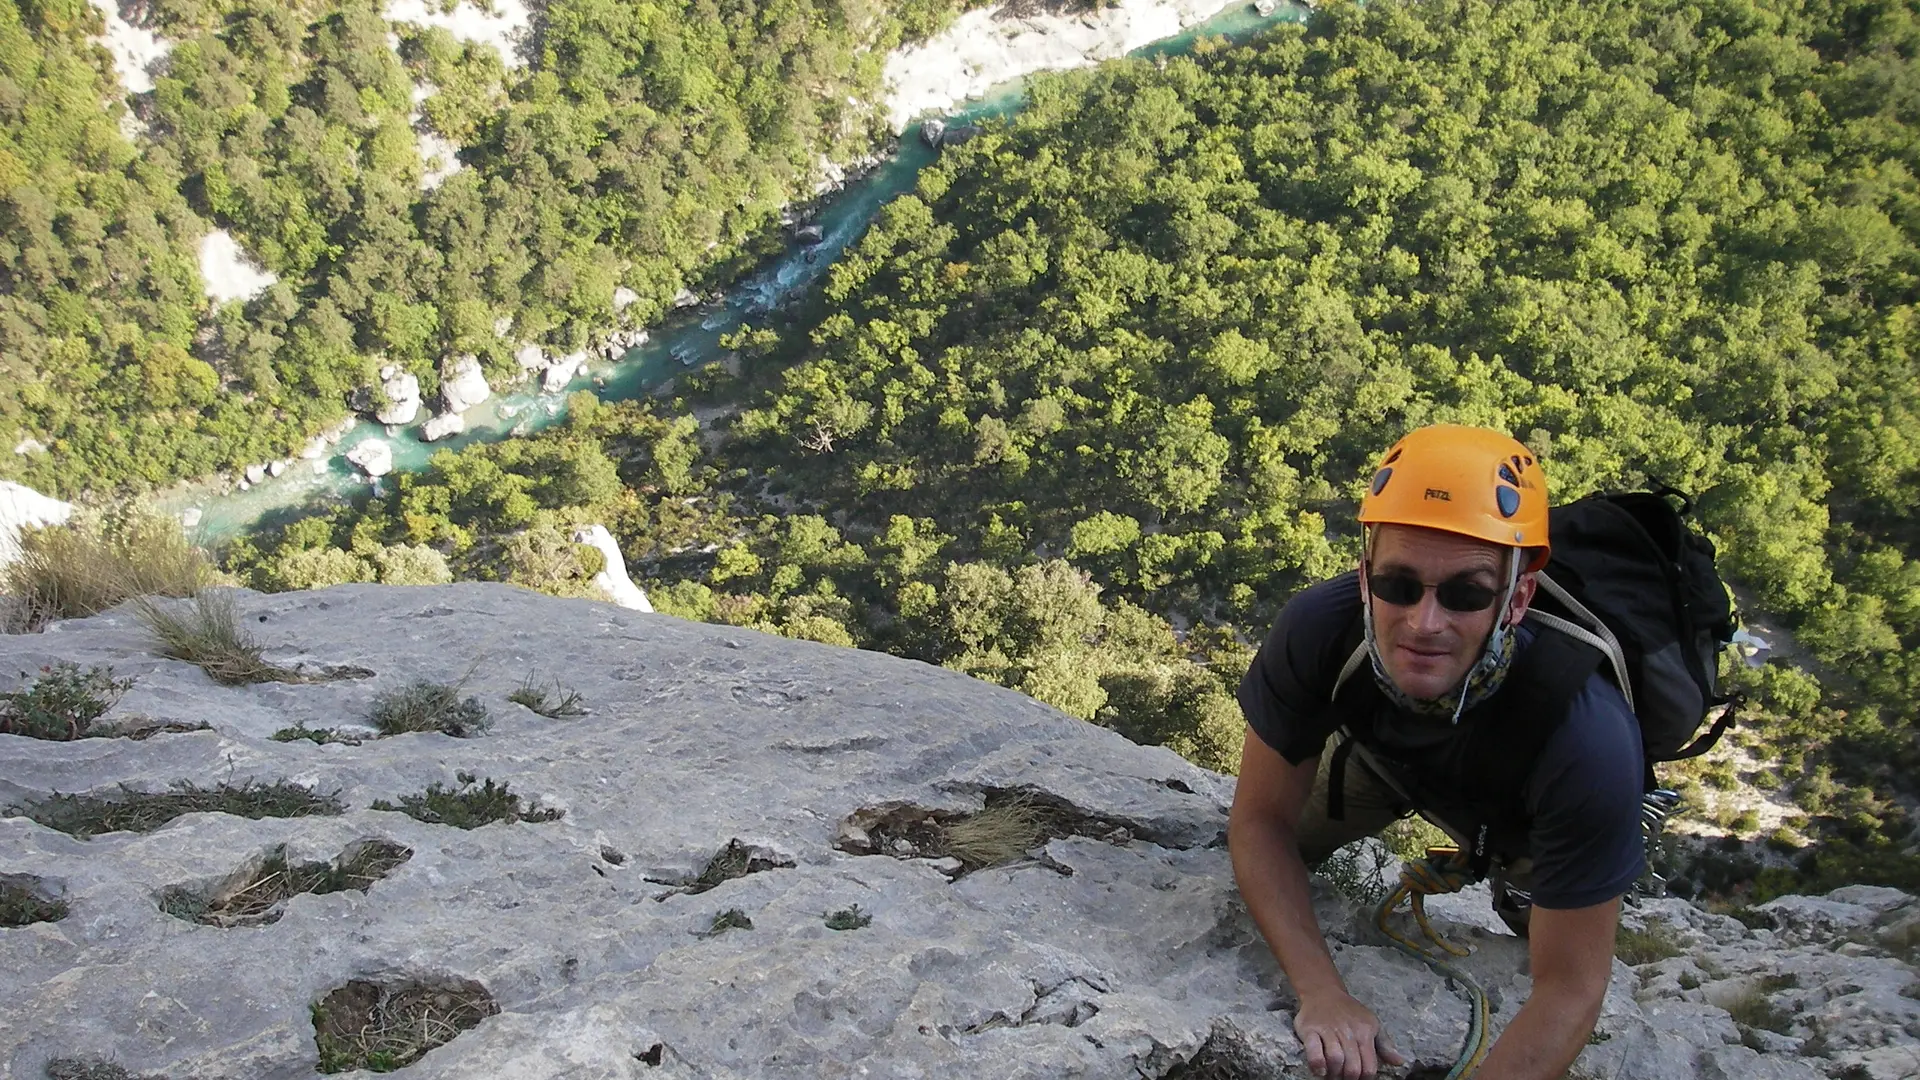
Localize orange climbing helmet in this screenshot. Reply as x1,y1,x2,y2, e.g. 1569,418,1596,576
1358,424,1551,571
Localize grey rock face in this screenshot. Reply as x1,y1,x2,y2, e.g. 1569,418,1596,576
1,584,1914,1080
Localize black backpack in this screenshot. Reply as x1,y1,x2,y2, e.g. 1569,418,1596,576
1527,488,1741,777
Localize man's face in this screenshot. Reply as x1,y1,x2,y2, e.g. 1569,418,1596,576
1365,524,1531,701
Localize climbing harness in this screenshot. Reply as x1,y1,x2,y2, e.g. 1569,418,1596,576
1373,847,1493,1080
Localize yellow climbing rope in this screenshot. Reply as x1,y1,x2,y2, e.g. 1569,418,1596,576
1373,847,1493,1080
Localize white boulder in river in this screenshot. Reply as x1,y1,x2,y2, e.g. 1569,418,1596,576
1,584,1914,1079
343,438,393,478
439,354,491,414
572,523,652,612
375,367,422,426
420,411,466,442
0,480,72,566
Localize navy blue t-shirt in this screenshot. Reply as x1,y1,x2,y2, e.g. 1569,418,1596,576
1238,572,1646,910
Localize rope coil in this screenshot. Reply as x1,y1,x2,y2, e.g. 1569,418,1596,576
1373,847,1493,1080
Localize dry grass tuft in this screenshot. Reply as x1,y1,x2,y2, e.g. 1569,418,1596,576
941,796,1044,870
312,976,497,1073
1724,982,1794,1034
4,509,218,632
133,592,298,686
159,840,412,927
508,673,586,718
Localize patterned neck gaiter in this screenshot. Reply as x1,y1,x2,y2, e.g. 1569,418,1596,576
1367,624,1518,719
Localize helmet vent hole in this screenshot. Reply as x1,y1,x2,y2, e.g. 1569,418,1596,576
1370,468,1394,495
1495,485,1522,518
1498,463,1518,485
1383,448,1402,465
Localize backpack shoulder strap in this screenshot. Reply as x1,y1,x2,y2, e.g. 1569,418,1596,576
1331,641,1370,701
1529,571,1634,711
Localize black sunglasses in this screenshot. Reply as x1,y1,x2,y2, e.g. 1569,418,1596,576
1366,570,1500,613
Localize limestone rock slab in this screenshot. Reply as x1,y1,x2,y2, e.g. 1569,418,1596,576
0,584,1914,1080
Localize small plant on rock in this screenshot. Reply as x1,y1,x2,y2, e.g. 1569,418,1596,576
1615,921,1686,965
44,1060,171,1080
699,908,754,937
824,903,872,931
0,875,68,926
508,673,586,718
0,663,132,740
369,679,490,737
371,774,561,829
271,725,362,746
1725,983,1794,1034
683,839,793,895
8,780,345,839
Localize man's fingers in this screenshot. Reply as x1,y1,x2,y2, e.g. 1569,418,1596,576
1304,1031,1328,1077
1339,1031,1365,1080
1321,1036,1347,1079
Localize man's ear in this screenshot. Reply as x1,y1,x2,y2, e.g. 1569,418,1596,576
1507,571,1538,627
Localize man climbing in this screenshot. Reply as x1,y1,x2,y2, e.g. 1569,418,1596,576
1230,424,1644,1080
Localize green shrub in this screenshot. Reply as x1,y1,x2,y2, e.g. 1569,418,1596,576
824,903,872,930
0,663,132,740
370,774,560,829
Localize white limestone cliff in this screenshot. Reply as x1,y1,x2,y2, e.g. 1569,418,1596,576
883,0,1243,133
573,524,652,613
0,481,73,567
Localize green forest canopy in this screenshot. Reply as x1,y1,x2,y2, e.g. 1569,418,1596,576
236,0,1920,896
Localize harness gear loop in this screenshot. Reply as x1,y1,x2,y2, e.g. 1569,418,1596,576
1374,847,1494,1080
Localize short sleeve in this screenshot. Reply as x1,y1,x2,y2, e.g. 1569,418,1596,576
1522,675,1646,909
1236,571,1364,764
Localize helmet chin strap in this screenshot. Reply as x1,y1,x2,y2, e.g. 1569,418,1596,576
1362,529,1524,726
1449,548,1523,725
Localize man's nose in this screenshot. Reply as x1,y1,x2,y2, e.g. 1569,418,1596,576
1409,589,1449,634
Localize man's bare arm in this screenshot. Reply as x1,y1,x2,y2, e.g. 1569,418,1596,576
1474,897,1619,1080
1229,727,1403,1079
